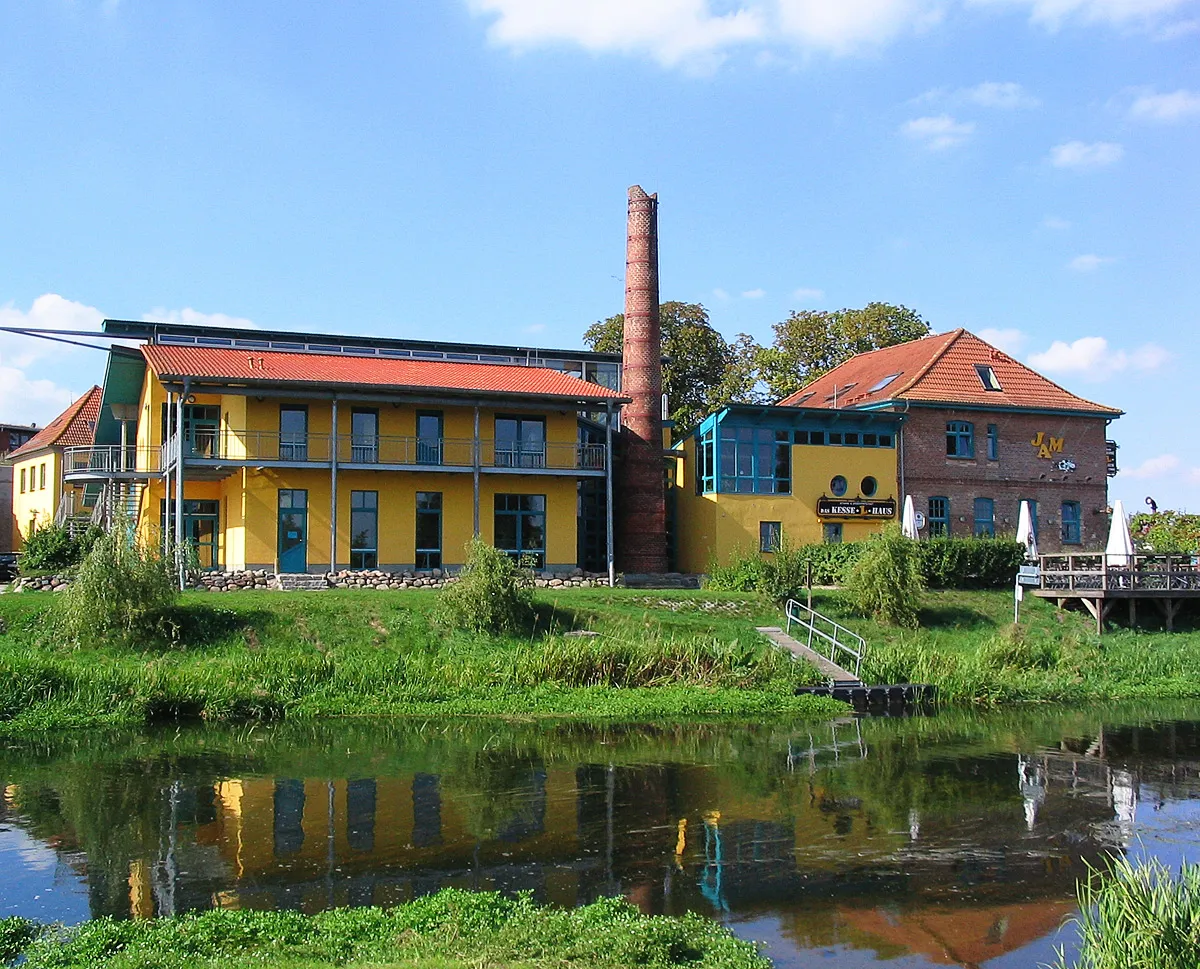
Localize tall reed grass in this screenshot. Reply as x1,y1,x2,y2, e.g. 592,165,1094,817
1053,857,1200,969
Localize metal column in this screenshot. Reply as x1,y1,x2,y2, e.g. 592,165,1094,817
472,406,481,536
330,396,339,572
175,382,189,589
605,401,615,588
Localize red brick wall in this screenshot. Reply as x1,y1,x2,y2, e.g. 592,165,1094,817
900,406,1113,551
618,186,668,573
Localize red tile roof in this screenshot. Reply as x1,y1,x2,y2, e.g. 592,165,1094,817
777,329,1121,415
9,386,103,458
141,345,627,402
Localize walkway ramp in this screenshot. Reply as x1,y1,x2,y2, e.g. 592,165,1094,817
757,626,862,688
758,599,867,688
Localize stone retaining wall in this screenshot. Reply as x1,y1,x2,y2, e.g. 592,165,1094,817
11,574,72,592
194,570,278,592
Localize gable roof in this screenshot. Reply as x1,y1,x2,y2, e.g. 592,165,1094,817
140,345,627,403
777,329,1122,416
9,386,103,458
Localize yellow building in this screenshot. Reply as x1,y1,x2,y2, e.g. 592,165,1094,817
61,322,625,574
9,386,103,549
671,405,903,573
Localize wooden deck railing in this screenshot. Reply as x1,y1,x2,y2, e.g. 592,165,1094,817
1038,553,1200,593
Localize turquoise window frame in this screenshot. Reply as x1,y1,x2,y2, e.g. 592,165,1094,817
928,496,950,537
1062,501,1082,545
973,497,995,537
946,421,974,458
716,425,791,495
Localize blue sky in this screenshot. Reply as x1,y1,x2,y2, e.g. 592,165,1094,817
1,0,1197,509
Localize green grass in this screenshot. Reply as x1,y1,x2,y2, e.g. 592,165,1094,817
0,588,839,735
1,889,770,969
1053,857,1200,969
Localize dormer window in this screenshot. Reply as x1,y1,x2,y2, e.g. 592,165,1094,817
868,373,901,393
975,365,1002,391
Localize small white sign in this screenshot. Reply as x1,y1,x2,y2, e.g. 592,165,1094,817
1017,565,1041,586
914,512,927,530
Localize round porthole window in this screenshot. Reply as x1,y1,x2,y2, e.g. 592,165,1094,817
861,476,877,497
830,475,848,497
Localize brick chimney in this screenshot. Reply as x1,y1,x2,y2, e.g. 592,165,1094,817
617,185,668,574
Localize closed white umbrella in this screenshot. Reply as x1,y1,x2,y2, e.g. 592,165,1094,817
1106,499,1135,567
1016,500,1038,562
901,495,919,540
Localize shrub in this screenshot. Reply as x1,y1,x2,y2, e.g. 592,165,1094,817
918,538,1025,589
18,522,102,574
977,626,1059,672
842,525,925,627
59,522,178,646
435,537,534,635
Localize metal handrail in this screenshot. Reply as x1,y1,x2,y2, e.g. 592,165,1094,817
785,598,866,679
1037,553,1200,592
62,445,161,475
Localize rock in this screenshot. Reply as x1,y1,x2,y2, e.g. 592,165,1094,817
564,630,599,638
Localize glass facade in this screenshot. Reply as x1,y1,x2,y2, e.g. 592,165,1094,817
718,425,790,494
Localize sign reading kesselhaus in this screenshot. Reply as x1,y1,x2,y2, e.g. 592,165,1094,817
816,497,897,519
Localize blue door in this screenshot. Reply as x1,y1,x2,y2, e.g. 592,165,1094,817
278,489,308,572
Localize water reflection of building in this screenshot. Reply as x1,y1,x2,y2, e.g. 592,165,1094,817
6,716,1200,968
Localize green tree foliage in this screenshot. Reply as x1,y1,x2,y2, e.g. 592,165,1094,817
756,302,930,401
842,526,926,628
435,537,534,634
59,523,178,646
1131,511,1200,554
18,522,101,574
582,302,763,434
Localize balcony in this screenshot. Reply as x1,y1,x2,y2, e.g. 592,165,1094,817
62,445,161,481
161,431,607,476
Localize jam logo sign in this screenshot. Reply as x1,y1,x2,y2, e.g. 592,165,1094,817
1030,432,1064,460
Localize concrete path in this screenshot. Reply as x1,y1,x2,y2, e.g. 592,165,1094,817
756,626,862,687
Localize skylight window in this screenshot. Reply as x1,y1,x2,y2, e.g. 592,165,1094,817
868,373,902,393
789,392,814,406
975,365,1003,392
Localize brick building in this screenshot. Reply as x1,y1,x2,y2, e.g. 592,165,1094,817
778,329,1122,551
1,422,39,553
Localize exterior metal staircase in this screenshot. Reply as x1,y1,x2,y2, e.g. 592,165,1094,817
90,480,146,531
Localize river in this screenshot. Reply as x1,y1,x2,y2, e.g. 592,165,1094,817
3,702,1199,968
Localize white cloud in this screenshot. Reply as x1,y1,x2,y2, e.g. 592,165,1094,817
1049,140,1124,168
143,306,257,329
0,366,79,428
918,80,1040,108
467,0,1195,67
741,288,766,299
1028,335,1168,379
1122,454,1181,479
712,287,730,301
792,287,825,302
978,327,1027,354
902,114,976,150
1068,253,1116,272
1128,88,1200,122
971,0,1195,29
1042,215,1071,230
466,0,766,67
0,294,104,368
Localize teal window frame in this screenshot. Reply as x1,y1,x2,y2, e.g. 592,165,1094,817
946,421,974,458
1062,501,1082,545
717,425,790,494
823,523,843,544
350,490,378,569
697,426,716,494
760,521,782,553
416,491,442,569
987,424,999,461
494,494,546,568
1021,499,1039,540
928,496,950,537
974,497,995,537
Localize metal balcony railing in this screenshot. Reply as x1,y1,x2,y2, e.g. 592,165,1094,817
62,445,161,477
160,432,607,472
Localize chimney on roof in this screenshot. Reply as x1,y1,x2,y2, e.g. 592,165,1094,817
617,185,668,574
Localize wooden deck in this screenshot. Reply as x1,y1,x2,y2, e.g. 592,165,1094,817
1031,553,1200,632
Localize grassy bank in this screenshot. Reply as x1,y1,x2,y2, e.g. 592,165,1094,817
0,588,840,735
0,889,770,968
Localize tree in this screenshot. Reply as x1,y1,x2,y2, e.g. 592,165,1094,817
583,302,763,435
757,302,929,401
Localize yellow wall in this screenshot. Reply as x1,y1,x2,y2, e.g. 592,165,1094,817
135,372,584,571
673,436,899,573
11,451,60,549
